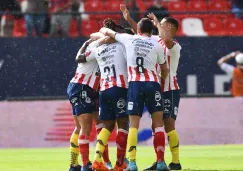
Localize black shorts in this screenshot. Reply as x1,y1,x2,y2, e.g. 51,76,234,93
67,83,98,116
162,90,180,120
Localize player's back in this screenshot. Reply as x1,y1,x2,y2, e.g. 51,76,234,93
70,41,100,91
94,42,128,91
115,33,165,83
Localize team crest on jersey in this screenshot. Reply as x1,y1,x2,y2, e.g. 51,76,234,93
117,98,125,113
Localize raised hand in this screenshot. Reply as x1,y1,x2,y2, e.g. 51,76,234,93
147,13,160,26
120,4,130,21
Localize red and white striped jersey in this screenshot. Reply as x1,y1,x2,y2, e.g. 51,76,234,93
86,42,128,91
152,35,181,92
70,41,100,91
115,33,165,83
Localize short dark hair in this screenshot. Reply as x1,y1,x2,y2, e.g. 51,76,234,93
137,18,153,34
163,17,179,30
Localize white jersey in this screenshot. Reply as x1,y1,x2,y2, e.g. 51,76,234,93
152,35,181,92
86,42,128,91
115,33,165,83
70,41,100,91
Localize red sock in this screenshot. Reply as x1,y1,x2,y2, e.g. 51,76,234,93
116,129,128,166
152,133,159,161
154,127,165,162
96,124,110,163
78,134,90,166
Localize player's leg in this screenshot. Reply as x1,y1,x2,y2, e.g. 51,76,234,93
163,90,181,170
77,113,93,171
114,87,129,171
69,84,95,171
92,89,116,171
69,116,81,171
67,83,82,171
145,82,168,171
92,93,112,166
126,82,144,171
93,112,112,170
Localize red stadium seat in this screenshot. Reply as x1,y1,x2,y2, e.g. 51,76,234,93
81,20,99,37
208,1,229,11
204,18,223,35
69,19,79,37
84,0,104,20
222,18,243,35
168,1,187,12
13,18,27,37
105,0,122,20
176,19,184,36
187,1,207,12
136,0,154,13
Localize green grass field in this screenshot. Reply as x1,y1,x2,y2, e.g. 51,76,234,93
1,145,243,171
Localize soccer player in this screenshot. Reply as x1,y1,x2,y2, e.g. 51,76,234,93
67,39,109,171
120,5,182,170
82,19,132,171
217,51,243,97
100,18,169,171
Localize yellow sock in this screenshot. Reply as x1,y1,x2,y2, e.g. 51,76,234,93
94,128,111,163
69,133,80,166
167,130,180,164
127,127,138,161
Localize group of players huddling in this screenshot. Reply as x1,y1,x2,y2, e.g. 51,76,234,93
67,4,182,171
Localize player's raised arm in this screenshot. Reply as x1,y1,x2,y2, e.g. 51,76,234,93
217,51,240,67
120,4,138,33
148,13,174,49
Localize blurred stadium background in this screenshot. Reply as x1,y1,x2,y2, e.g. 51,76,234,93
1,0,243,170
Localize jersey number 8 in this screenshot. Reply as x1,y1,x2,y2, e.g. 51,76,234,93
136,57,145,73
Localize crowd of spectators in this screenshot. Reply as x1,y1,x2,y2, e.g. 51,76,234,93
0,0,240,38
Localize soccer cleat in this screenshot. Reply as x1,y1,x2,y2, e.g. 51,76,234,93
124,158,129,165
124,161,138,171
106,161,114,170
143,162,157,170
157,161,170,171
69,165,81,171
168,162,181,170
81,162,92,171
92,160,110,171
114,163,127,171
